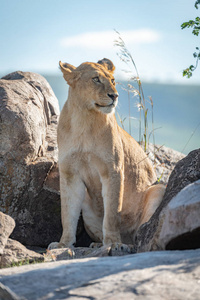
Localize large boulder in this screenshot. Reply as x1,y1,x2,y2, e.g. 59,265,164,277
0,249,200,299
135,148,200,252
0,71,61,247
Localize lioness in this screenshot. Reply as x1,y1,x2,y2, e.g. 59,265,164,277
49,58,165,250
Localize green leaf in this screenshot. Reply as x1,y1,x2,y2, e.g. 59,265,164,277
189,65,195,71
195,0,200,9
183,68,193,78
192,29,200,36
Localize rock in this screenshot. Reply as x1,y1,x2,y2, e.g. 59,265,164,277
0,212,42,269
147,144,185,184
159,180,200,250
135,148,200,252
0,283,20,300
0,213,15,255
0,71,61,247
161,148,200,202
0,238,44,268
0,249,200,299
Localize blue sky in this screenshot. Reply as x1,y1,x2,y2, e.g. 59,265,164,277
0,0,200,84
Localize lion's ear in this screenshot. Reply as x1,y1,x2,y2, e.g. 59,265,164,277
59,61,81,86
97,58,115,74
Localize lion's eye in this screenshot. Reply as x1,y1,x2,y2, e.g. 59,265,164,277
92,77,101,83
111,79,115,85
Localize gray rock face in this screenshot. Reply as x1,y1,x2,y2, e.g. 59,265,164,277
0,249,200,300
0,71,61,247
135,148,200,252
159,180,200,250
0,212,15,255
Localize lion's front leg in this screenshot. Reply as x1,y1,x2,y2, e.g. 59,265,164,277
50,171,85,249
101,170,124,245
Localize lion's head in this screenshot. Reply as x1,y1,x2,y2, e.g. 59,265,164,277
59,58,119,114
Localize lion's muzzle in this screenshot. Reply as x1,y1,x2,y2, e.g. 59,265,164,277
107,93,119,101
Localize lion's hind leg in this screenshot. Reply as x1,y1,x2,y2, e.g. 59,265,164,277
82,197,104,244
140,184,166,226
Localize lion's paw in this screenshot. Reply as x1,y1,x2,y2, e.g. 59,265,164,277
89,242,103,249
89,242,135,255
48,242,75,250
110,243,135,254
48,242,60,250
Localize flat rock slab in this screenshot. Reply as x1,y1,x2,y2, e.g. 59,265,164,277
0,249,200,299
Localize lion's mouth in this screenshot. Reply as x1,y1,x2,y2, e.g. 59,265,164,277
95,102,115,108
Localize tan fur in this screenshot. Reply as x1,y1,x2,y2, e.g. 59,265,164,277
53,58,165,248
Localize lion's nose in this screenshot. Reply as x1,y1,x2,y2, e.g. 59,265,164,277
107,93,118,101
